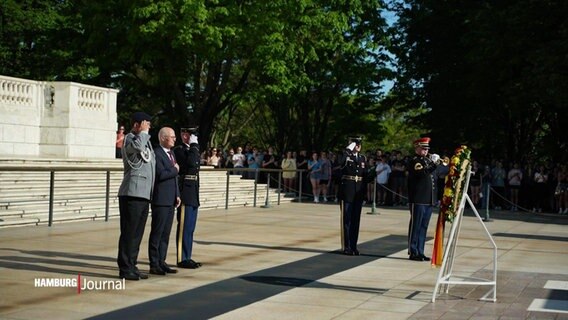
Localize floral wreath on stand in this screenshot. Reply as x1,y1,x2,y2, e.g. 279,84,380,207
432,145,471,267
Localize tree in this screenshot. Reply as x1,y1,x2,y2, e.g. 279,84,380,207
0,0,97,81
79,0,398,152
390,0,568,162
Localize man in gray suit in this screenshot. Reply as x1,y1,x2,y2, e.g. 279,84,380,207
117,112,156,280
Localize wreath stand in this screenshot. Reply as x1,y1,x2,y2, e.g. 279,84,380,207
432,168,498,302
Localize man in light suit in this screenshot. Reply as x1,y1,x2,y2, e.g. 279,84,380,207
117,112,156,280
148,127,181,275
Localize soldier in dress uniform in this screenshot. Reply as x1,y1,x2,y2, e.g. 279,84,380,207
117,112,155,280
173,128,202,269
338,137,369,255
407,137,440,261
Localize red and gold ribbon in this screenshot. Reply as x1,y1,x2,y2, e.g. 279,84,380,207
431,145,471,267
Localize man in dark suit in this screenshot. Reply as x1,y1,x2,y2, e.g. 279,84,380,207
148,127,181,275
407,137,439,261
173,128,202,269
338,137,369,256
117,112,155,280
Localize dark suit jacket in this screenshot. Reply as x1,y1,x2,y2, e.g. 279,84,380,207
152,147,180,206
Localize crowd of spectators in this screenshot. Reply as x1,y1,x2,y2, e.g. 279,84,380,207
198,145,568,214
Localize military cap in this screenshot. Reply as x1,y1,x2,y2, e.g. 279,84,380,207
413,137,431,149
349,136,363,145
180,127,199,135
131,112,152,123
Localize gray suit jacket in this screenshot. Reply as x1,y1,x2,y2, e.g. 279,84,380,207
118,131,156,200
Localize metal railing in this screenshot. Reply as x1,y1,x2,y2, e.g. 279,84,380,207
0,164,122,226
0,163,307,227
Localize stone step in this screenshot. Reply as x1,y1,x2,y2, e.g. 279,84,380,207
0,202,120,217
0,191,287,218
0,197,291,228
0,159,288,228
0,216,42,227
0,199,119,216
0,190,120,205
0,185,262,203
0,185,265,203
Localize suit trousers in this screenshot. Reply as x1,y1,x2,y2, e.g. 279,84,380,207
149,204,175,269
408,203,433,256
117,196,149,274
177,205,199,263
340,200,363,252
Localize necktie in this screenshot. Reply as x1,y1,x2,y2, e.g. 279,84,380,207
167,151,176,165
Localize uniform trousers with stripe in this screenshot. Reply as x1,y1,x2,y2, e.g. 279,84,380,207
177,205,198,263
340,200,363,252
408,203,432,256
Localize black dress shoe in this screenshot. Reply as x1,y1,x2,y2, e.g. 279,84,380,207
343,249,354,256
353,249,360,256
119,272,140,281
137,272,149,279
161,265,178,274
149,267,166,275
409,254,424,261
177,260,199,269
190,259,202,267
420,255,431,262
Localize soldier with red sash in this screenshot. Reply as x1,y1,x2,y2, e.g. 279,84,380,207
407,137,439,261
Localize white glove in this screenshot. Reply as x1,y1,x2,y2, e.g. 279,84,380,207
431,153,440,163
347,142,356,151
189,134,198,145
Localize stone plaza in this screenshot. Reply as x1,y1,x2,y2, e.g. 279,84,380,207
0,202,567,319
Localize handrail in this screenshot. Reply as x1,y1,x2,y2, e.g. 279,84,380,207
0,164,307,227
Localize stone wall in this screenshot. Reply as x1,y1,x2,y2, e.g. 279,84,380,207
0,75,119,159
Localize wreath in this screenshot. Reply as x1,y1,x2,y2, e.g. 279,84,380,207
432,145,471,266
439,145,471,223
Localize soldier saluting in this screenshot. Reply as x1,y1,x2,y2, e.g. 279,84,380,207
338,137,369,256
173,128,202,269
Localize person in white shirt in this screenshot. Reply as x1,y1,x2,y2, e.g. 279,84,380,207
375,156,391,205
232,146,246,175
507,163,523,211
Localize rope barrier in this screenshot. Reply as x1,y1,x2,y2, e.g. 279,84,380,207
257,171,562,216
487,186,544,215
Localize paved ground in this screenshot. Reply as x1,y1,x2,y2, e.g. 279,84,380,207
0,203,567,319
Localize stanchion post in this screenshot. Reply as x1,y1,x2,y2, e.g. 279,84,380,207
105,171,110,221
298,171,303,203
225,169,230,210
261,173,271,208
484,185,492,222
277,171,281,205
253,169,258,207
49,171,55,226
367,180,379,215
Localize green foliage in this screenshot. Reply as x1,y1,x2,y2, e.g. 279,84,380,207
3,0,427,155
390,0,568,162
0,0,98,80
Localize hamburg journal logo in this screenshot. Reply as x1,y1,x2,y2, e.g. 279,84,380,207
34,274,125,294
